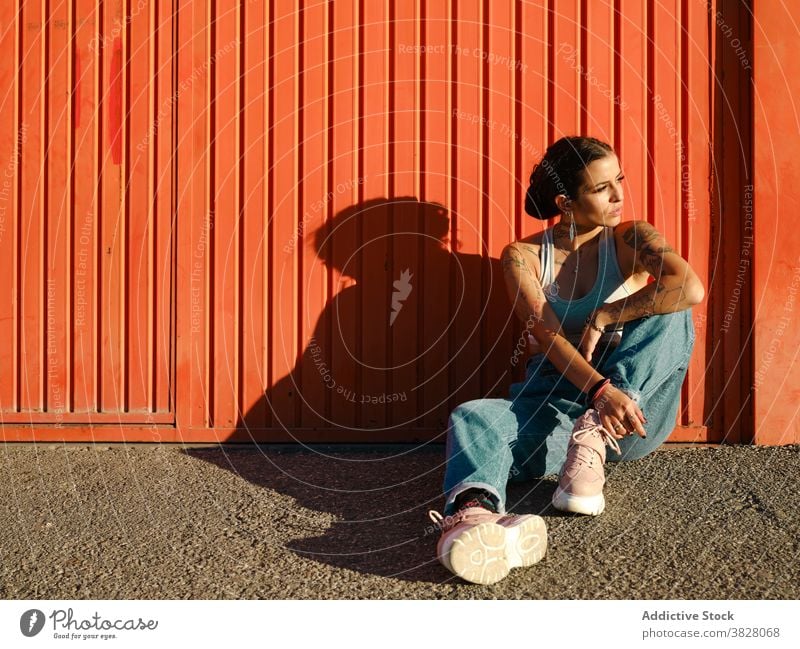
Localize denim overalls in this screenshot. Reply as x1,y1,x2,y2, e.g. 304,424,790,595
441,227,696,515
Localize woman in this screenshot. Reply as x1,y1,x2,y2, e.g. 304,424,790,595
427,136,704,585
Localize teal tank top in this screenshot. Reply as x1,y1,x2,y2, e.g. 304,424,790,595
539,226,631,344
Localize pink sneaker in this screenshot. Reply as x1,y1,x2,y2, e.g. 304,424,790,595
427,506,547,585
551,409,621,516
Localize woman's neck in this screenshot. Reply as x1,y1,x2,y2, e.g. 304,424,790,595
553,221,604,251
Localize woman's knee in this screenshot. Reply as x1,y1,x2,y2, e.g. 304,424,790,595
447,400,484,435
451,398,513,427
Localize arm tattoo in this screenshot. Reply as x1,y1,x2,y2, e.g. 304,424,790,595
604,291,652,321
525,284,547,304
502,245,547,315
621,221,676,278
501,247,532,276
654,281,688,306
604,276,690,323
600,223,698,324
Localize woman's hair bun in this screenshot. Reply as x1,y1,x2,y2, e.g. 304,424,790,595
524,136,614,220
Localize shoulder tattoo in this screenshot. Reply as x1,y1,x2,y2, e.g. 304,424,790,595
621,221,675,276
501,245,533,276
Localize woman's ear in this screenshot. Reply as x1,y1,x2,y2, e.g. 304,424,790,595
554,194,571,215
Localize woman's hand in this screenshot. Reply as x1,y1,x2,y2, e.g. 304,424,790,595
593,384,648,440
578,309,610,362
525,331,542,358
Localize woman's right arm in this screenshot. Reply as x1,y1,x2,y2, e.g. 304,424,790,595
500,243,600,392
500,243,646,438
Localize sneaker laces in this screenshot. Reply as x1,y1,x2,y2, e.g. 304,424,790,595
427,506,500,533
569,412,621,467
428,510,445,527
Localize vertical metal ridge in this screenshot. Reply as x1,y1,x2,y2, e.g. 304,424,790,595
613,0,621,153
743,0,754,442
386,0,396,415
742,0,752,176
40,0,48,411
359,0,367,422
546,0,554,146
169,0,178,414
14,0,22,410
236,0,244,419
67,0,74,412
354,0,362,196
480,0,489,393
94,0,102,410
447,0,456,412
740,0,752,436
295,2,304,425
706,0,714,175
646,0,654,224
264,0,272,424
415,0,423,417
707,0,720,438
354,0,363,424
383,0,391,420
292,1,301,425
579,0,587,134
356,0,365,212
383,0,389,198
148,0,156,411
324,0,334,420
414,0,422,189
95,3,108,413
122,0,129,412
513,0,521,241
680,0,688,252
480,0,488,247
680,0,690,425
205,0,214,427
386,0,394,199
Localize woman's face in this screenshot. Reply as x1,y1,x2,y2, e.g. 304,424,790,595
569,154,624,228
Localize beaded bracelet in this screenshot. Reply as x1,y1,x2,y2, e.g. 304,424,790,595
585,313,605,334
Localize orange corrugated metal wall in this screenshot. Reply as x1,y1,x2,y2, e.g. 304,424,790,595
1,0,750,443
0,0,175,436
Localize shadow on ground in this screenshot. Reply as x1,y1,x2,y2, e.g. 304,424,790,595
1,444,798,598
184,445,558,584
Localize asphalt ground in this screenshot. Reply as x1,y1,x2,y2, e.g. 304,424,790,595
1,443,798,599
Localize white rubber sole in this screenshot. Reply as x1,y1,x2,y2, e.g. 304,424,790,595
551,485,605,516
444,517,547,585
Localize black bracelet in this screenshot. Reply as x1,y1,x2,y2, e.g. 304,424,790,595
586,377,609,403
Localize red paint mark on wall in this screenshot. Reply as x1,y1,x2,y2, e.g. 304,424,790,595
109,37,122,165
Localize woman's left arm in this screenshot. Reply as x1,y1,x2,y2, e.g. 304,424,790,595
580,220,704,361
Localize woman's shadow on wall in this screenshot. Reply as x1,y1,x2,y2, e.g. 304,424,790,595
185,197,555,582
256,196,517,439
